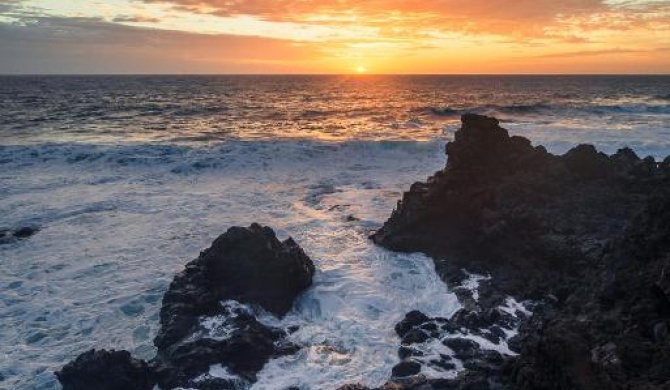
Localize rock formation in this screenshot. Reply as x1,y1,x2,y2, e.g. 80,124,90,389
0,225,39,244
56,350,154,390
57,223,315,390
369,114,670,389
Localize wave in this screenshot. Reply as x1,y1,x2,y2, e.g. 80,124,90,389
429,107,461,117
426,102,670,118
492,103,552,114
0,138,447,174
581,104,670,115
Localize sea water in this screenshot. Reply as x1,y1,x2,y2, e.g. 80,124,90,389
1,75,670,390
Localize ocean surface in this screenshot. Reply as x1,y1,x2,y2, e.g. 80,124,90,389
1,75,669,390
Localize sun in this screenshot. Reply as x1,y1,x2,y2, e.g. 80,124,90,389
355,66,367,74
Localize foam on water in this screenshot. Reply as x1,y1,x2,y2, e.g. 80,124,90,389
250,233,459,389
0,138,452,390
2,75,670,389
1,129,669,389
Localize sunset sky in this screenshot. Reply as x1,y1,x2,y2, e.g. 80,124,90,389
1,0,669,74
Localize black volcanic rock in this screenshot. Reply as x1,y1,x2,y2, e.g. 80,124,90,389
443,338,480,360
55,350,154,390
153,301,300,388
0,225,39,244
152,223,314,388
392,360,421,377
58,224,314,390
371,114,670,390
372,114,669,300
395,310,430,338
13,226,39,238
155,223,314,352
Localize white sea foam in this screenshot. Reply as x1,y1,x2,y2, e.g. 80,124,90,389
1,118,668,389
0,138,453,390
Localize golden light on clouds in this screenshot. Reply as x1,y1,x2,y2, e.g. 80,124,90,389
0,0,669,73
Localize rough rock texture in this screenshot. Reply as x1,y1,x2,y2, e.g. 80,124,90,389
336,303,527,390
58,224,314,390
153,223,314,388
154,223,314,354
153,301,300,389
371,114,670,390
55,350,155,390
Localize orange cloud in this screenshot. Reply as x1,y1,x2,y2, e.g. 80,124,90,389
140,0,608,35
1,0,669,73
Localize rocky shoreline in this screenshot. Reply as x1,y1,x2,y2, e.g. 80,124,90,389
57,114,670,390
369,114,670,389
57,224,315,390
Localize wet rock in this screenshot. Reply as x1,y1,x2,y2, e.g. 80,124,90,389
0,226,40,244
190,377,246,390
58,225,313,390
429,359,457,371
153,303,299,387
401,328,430,345
420,322,438,332
483,326,506,344
336,385,370,390
372,114,670,390
398,346,425,360
395,311,430,338
152,224,312,388
392,360,422,377
442,338,480,360
13,226,39,238
55,349,154,390
450,370,491,390
155,223,314,352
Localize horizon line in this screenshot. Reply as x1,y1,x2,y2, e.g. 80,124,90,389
2,73,670,77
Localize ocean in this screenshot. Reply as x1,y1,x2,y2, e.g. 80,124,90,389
1,75,669,390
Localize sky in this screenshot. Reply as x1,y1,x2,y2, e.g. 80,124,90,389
0,0,669,74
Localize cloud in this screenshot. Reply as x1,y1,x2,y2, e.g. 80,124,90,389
535,47,645,58
0,0,25,13
138,0,670,43
140,0,606,32
1,0,668,73
112,15,161,23
0,15,321,73
141,0,606,21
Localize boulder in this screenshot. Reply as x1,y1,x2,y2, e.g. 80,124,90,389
443,338,480,360
392,360,422,377
155,223,315,352
401,328,431,345
395,310,430,338
0,226,39,244
13,226,39,238
153,301,299,388
58,224,314,390
55,350,154,390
